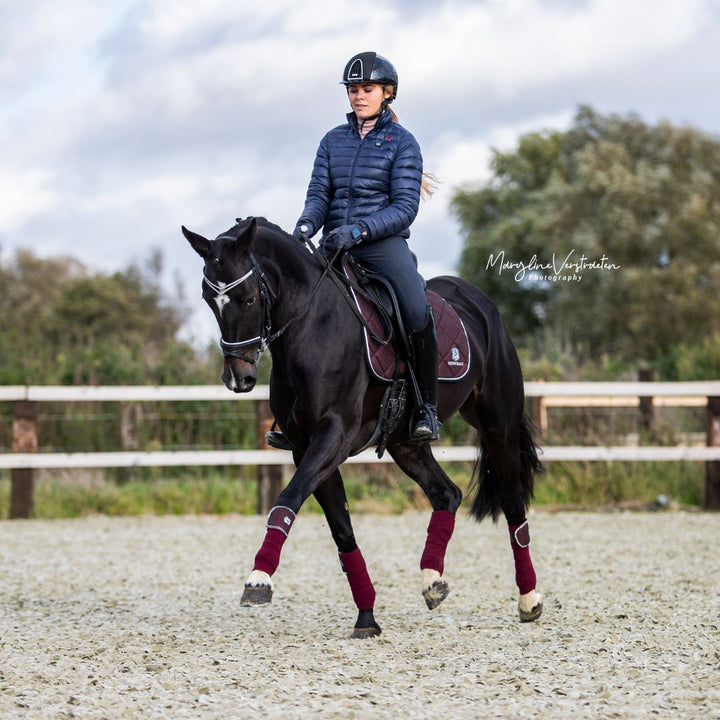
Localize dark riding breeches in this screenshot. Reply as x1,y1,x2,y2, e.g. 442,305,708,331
348,235,429,332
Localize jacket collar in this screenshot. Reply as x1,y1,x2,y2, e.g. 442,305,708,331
346,108,393,136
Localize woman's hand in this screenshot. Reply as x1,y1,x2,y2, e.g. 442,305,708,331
293,223,314,243
325,224,364,250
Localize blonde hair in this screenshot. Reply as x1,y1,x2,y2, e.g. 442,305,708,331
382,86,438,200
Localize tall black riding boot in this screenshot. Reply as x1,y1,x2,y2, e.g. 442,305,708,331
409,309,441,443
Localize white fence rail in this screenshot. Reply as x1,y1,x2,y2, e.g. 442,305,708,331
3,382,720,514
3,380,720,402
3,445,720,472
3,382,720,470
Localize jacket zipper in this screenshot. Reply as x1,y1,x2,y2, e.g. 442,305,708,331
346,130,375,224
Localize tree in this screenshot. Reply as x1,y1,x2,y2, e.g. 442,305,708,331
453,106,720,364
0,251,87,384
0,250,203,385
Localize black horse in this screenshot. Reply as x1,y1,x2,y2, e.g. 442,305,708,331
183,216,543,638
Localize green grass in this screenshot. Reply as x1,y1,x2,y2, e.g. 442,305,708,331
533,461,704,508
0,473,258,519
0,459,706,519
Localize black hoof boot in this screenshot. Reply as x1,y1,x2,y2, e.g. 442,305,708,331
350,609,382,639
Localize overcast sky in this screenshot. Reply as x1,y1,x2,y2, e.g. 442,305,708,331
2,0,718,343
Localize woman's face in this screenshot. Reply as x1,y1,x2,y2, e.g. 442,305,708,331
347,83,391,120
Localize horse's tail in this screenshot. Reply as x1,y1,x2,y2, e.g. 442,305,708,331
468,413,544,523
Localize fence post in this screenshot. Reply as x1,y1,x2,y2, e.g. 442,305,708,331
529,395,547,437
705,397,720,510
638,368,655,435
120,402,142,451
256,400,283,515
11,400,38,519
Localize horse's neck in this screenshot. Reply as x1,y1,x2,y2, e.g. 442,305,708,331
257,235,334,331
257,234,322,294
257,235,354,347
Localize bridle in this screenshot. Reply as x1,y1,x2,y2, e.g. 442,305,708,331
203,244,276,367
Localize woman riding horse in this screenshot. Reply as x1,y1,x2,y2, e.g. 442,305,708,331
181,52,544,639
292,51,440,444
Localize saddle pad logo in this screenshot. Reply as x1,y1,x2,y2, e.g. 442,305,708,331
449,347,464,367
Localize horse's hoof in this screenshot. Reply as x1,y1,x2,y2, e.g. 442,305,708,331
350,625,382,640
240,585,273,606
423,579,450,610
351,609,382,639
518,589,543,622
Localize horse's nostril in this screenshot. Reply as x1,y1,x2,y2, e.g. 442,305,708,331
222,358,257,393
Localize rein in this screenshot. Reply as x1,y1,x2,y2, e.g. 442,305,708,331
302,240,393,345
208,232,392,364
262,241,340,344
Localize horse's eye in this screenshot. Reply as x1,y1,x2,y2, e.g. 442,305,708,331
245,296,256,306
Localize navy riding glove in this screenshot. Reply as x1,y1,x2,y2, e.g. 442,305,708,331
293,222,313,243
325,224,364,251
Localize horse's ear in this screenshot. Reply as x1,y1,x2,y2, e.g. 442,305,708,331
235,217,259,252
182,226,210,259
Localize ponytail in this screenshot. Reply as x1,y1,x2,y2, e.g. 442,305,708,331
383,85,438,200
420,172,439,201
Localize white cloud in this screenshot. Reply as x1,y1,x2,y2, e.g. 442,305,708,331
1,0,718,344
0,168,59,229
396,0,709,100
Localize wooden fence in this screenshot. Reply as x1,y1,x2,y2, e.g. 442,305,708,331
2,381,720,518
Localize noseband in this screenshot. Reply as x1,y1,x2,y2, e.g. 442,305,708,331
203,247,275,366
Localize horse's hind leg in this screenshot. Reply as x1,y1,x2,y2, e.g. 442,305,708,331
468,418,543,622
388,443,462,610
508,519,543,622
313,471,381,639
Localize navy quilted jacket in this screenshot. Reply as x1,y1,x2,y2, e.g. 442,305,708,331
298,109,423,241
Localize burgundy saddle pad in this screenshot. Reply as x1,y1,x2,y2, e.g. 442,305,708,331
343,260,471,383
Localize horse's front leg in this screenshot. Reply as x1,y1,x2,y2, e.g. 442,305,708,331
240,416,355,607
313,471,381,639
388,443,462,610
239,504,291,606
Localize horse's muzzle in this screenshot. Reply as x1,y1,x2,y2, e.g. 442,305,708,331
222,356,257,393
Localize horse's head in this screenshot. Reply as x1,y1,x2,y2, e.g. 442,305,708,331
183,217,267,393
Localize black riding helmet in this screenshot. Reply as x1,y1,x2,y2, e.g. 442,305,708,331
341,51,398,102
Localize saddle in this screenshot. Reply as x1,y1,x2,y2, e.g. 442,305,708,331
342,256,471,383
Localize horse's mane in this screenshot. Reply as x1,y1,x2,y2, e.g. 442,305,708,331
236,215,293,241
234,216,320,274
